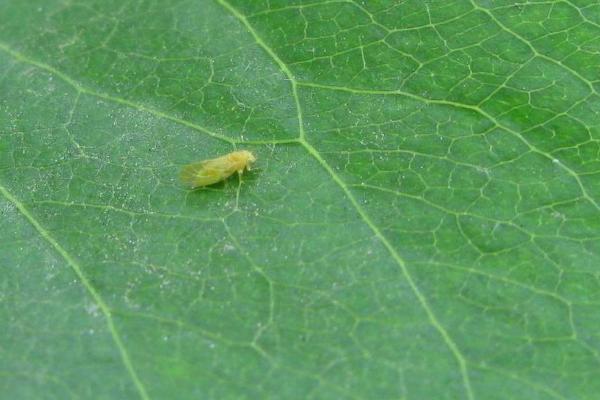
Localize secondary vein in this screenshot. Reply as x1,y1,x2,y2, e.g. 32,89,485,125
215,1,475,398
0,183,151,400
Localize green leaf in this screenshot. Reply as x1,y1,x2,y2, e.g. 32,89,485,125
1,1,599,399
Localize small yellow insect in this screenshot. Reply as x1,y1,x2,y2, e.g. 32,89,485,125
179,150,257,188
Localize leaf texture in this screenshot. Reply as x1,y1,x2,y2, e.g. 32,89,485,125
1,1,600,399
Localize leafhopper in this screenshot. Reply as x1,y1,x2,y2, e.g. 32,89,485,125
179,150,256,188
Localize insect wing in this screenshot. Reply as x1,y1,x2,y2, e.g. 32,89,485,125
179,157,235,188
179,161,218,188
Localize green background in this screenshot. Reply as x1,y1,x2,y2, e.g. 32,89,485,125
1,0,600,399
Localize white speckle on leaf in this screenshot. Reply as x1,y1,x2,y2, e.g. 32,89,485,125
85,303,100,317
223,243,235,252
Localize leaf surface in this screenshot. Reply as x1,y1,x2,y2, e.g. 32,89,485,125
1,1,600,399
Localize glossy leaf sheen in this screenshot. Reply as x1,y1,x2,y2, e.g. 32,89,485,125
1,1,600,399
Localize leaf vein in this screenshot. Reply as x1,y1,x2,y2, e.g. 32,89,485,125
216,1,475,399
297,81,600,213
0,183,151,400
0,41,295,147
